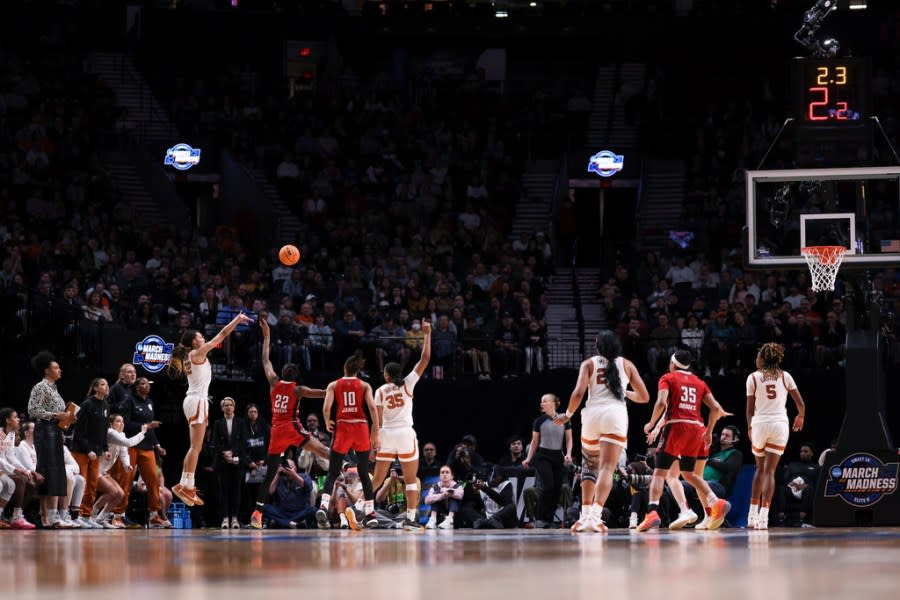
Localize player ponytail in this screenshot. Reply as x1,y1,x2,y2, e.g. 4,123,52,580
595,330,625,401
167,330,197,380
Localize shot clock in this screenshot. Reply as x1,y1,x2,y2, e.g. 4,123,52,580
792,57,870,123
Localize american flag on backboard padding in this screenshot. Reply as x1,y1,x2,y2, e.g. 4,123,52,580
881,239,900,253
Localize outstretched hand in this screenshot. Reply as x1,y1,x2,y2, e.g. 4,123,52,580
260,319,270,337
422,320,432,334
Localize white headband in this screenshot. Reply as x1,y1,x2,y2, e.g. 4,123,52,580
670,355,690,370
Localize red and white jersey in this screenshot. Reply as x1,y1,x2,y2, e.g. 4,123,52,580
334,377,367,424
375,372,420,429
658,370,710,426
746,370,796,424
270,380,300,428
585,356,627,409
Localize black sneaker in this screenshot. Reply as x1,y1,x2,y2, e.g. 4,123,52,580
364,513,380,528
403,519,424,531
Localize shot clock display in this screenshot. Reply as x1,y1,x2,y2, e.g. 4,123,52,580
792,57,870,123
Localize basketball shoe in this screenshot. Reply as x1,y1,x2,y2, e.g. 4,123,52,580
669,509,699,530
636,510,661,532
708,499,732,530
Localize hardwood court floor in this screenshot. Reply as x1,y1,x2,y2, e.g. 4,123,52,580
4,527,900,600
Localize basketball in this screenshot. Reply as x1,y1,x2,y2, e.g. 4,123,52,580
278,244,301,266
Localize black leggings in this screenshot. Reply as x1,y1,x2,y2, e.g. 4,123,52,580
217,464,243,520
533,448,565,522
322,450,374,503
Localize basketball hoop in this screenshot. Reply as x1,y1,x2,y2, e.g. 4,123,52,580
801,246,846,292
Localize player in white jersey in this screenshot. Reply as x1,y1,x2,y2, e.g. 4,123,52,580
556,331,649,533
745,342,806,529
370,320,431,531
167,312,253,507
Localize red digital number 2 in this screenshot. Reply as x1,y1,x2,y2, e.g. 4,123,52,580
808,86,829,121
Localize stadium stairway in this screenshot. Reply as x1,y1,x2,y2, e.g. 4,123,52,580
587,63,645,150
638,159,686,252
513,159,558,238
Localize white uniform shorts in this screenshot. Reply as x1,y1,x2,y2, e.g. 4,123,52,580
751,419,789,457
375,427,419,462
581,403,628,452
183,393,209,426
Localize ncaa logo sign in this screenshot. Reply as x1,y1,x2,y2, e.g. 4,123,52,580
587,150,624,177
824,453,899,508
164,143,201,171
133,335,175,374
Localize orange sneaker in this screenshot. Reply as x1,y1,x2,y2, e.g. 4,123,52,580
345,508,362,531
173,484,204,507
635,510,661,532
110,516,126,529
250,510,263,529
708,499,732,530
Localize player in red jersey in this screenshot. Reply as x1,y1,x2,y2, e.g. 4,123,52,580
315,353,380,529
636,350,732,531
250,320,330,529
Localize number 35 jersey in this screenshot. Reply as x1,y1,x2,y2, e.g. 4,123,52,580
374,371,421,429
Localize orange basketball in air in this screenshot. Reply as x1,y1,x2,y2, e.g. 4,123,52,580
278,244,301,266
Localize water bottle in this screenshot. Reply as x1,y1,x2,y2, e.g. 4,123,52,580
173,515,183,529
183,512,192,529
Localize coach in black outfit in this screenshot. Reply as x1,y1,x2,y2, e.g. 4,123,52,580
212,397,247,529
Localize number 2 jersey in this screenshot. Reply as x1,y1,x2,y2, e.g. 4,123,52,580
374,371,421,429
658,369,710,425
334,376,368,424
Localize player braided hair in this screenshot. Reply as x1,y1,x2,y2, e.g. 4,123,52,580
757,342,785,378
167,329,198,380
596,330,625,401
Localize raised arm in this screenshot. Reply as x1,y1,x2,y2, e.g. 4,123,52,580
259,319,277,385
196,312,254,360
411,320,432,378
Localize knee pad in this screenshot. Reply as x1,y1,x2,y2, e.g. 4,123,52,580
581,454,599,483
405,483,419,492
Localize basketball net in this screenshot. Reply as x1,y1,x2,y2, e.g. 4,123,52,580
801,246,846,292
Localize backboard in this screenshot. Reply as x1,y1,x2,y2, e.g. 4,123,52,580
744,166,900,269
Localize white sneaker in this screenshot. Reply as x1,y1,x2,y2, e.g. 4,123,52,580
231,517,241,530
669,509,699,530
571,516,598,533
77,516,97,529
756,519,768,530
425,517,437,530
628,513,638,529
221,518,230,529
438,517,454,530
695,515,712,530
61,512,81,528
747,515,758,529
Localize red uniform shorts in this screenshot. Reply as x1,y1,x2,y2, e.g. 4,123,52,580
268,420,312,456
657,421,706,460
332,422,371,455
